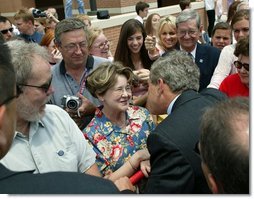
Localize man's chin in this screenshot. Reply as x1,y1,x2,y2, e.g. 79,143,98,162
27,111,45,122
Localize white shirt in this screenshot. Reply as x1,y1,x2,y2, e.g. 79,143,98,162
167,94,180,115
0,105,96,173
204,0,215,10
135,15,144,24
208,44,237,89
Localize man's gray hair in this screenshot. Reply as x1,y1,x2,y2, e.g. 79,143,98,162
150,50,200,92
6,40,50,85
54,18,88,45
176,9,201,29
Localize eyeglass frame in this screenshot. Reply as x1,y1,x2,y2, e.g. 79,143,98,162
17,75,53,93
93,40,110,49
0,27,14,34
0,85,21,106
177,29,199,37
234,60,249,71
61,41,88,53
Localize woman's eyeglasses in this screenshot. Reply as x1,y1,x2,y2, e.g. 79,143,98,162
234,61,249,71
0,27,14,34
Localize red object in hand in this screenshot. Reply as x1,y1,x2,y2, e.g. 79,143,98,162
129,170,145,185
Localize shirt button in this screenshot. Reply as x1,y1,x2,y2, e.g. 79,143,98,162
57,150,64,156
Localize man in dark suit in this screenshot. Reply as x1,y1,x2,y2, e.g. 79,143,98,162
144,50,227,193
0,41,134,194
175,9,221,91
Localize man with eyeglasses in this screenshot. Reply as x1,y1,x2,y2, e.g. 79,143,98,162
174,9,221,91
0,39,102,178
0,16,15,41
51,18,108,130
0,41,135,193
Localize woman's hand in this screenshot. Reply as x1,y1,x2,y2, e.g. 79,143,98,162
145,35,157,51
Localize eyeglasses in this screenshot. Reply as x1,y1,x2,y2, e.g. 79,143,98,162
177,30,198,37
0,85,21,106
62,41,87,53
0,27,14,34
111,85,132,95
94,40,110,49
0,94,18,107
234,60,249,71
17,76,53,93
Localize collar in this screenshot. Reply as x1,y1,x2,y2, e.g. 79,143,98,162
167,94,181,115
180,44,197,59
60,55,94,75
14,120,45,139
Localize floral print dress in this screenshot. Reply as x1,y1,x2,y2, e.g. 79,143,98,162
83,105,155,176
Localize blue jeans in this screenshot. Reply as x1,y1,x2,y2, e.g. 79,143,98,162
65,0,86,18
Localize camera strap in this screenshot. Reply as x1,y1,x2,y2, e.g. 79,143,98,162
79,71,87,95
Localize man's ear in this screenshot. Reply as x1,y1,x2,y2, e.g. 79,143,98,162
157,78,165,95
207,173,219,194
0,105,6,129
202,163,219,194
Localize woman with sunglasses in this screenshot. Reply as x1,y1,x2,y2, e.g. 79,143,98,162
219,37,249,97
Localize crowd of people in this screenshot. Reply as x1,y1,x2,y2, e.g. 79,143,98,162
0,0,249,194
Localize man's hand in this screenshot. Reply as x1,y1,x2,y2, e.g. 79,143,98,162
66,93,96,129
114,176,136,192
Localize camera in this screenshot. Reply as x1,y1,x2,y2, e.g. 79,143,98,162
32,8,47,18
61,95,82,111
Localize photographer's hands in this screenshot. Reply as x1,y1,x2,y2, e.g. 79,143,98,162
66,93,96,129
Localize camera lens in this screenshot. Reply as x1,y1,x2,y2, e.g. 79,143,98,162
67,99,78,110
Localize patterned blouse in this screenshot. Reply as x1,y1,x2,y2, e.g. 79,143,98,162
83,105,155,176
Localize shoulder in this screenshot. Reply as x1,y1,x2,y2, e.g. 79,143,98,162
200,88,227,102
44,104,69,118
128,105,150,117
93,56,110,64
198,43,220,54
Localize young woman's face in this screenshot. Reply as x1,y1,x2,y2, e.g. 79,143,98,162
232,19,249,42
151,14,160,32
127,31,143,54
159,23,177,50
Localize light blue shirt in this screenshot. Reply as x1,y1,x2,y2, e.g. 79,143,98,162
50,55,108,107
0,105,96,173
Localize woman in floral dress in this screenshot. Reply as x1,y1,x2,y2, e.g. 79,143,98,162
83,61,155,181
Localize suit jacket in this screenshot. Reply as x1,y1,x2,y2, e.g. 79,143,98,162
144,88,227,194
195,43,221,91
169,44,221,91
0,163,121,194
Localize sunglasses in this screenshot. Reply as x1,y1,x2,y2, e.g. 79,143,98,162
234,61,249,71
0,85,21,106
0,27,14,34
17,76,52,93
